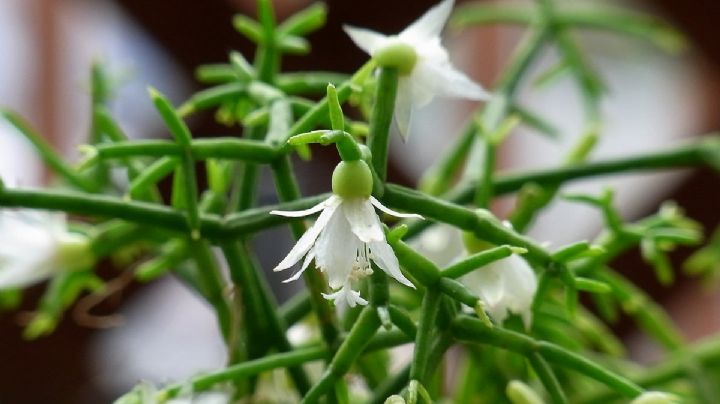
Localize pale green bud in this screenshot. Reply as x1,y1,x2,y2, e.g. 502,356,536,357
55,233,95,272
332,160,373,199
375,42,418,75
506,380,545,404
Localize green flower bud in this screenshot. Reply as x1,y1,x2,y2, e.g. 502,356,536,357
374,42,418,75
55,233,95,272
506,380,545,404
384,395,406,404
462,231,496,254
332,160,373,199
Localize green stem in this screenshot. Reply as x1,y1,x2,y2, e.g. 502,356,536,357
367,67,399,185
410,288,441,384
419,122,477,196
221,241,312,394
301,307,381,403
528,352,568,404
474,140,497,208
190,240,233,342
2,110,98,192
383,184,552,265
165,345,327,398
452,316,644,398
94,138,279,162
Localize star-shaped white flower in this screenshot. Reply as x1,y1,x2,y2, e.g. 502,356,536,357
272,160,421,307
463,254,537,328
0,209,93,289
343,0,490,140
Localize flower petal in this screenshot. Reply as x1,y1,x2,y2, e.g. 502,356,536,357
342,198,384,243
400,0,454,43
270,195,337,218
283,247,316,283
369,240,415,288
273,197,341,272
369,196,423,219
422,61,491,101
314,209,358,289
393,78,414,141
322,284,368,308
0,261,54,289
343,25,389,55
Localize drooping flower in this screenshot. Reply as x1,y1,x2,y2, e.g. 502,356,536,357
272,160,421,307
462,231,537,328
343,0,490,140
0,209,94,289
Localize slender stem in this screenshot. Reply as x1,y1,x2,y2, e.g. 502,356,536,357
190,240,233,342
0,138,716,241
302,307,381,403
528,352,568,404
2,110,98,192
221,241,312,394
410,288,441,383
367,67,399,185
419,122,477,196
165,346,327,398
383,184,553,265
94,138,280,162
452,316,644,398
474,140,496,208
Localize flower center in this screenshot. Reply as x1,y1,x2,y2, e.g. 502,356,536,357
55,233,95,272
331,160,373,199
374,42,418,75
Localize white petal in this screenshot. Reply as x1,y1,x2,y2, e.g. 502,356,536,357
322,285,368,308
273,198,341,272
407,64,438,108
343,25,389,55
0,261,54,289
465,254,537,327
422,61,491,101
270,195,337,218
283,247,316,283
370,196,423,219
314,209,358,289
469,261,505,306
400,0,454,43
342,198,384,243
369,240,415,288
393,78,414,141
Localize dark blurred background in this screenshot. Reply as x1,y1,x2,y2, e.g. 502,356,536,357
0,0,719,402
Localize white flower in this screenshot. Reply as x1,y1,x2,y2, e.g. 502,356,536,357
0,209,93,289
272,194,420,307
343,0,490,140
463,254,537,328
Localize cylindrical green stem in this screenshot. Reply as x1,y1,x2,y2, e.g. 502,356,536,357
367,67,399,185
410,288,441,383
302,307,380,403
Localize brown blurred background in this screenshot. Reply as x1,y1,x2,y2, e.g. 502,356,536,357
0,0,719,402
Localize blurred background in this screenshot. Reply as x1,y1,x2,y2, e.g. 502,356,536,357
0,0,719,402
